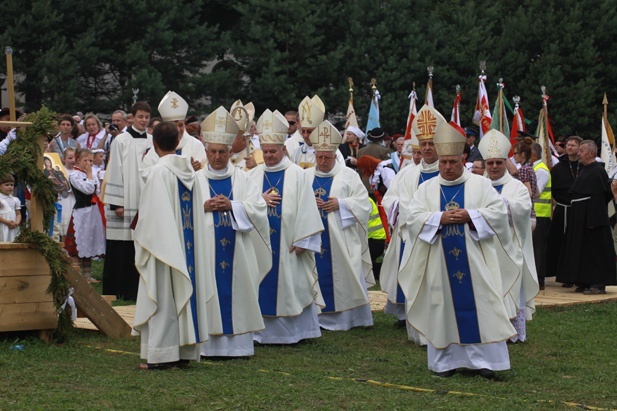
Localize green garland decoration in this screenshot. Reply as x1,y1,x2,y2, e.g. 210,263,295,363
0,106,73,341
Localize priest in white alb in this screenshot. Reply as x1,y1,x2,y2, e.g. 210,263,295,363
103,101,152,301
398,121,516,379
249,109,325,344
133,122,214,370
380,105,445,344
305,120,374,331
197,106,272,358
478,129,539,343
141,91,206,171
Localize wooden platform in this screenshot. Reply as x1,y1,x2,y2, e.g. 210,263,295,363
74,278,617,333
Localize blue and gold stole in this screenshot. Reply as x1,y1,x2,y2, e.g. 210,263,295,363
440,182,481,344
178,179,200,340
209,177,235,335
313,175,335,312
395,170,439,304
258,170,285,316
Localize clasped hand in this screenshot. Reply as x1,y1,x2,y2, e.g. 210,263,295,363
440,209,470,225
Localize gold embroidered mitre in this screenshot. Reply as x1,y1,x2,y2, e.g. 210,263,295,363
158,91,188,122
434,121,467,156
309,120,342,152
479,129,511,159
229,99,255,131
257,109,289,145
412,105,446,141
298,95,325,129
201,106,241,146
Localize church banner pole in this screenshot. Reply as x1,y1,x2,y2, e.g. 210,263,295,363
5,46,16,121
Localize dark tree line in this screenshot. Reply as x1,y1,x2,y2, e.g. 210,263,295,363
2,0,616,139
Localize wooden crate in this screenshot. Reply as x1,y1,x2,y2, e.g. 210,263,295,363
0,243,58,332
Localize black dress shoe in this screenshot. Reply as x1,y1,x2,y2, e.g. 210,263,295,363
477,368,496,380
394,319,406,328
433,369,456,378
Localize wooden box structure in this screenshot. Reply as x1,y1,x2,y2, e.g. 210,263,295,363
0,244,58,333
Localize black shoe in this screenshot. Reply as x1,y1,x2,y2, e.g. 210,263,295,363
561,283,574,288
394,319,406,328
574,286,586,293
433,369,456,378
477,368,496,380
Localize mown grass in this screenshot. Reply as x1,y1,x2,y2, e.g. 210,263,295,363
2,295,617,410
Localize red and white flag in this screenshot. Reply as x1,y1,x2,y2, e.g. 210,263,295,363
450,87,462,126
509,100,525,156
473,75,492,137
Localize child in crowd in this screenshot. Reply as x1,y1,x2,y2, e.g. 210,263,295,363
64,149,106,282
58,147,77,237
91,148,106,195
0,174,21,242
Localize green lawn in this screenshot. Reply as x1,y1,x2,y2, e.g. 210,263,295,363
2,297,617,410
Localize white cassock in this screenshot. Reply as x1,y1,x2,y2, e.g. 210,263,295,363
141,131,206,169
290,145,346,170
305,162,374,330
198,163,272,357
380,159,439,345
103,128,152,241
491,172,539,342
284,130,304,157
133,155,214,364
249,157,325,344
399,171,516,372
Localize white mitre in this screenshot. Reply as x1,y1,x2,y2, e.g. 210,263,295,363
201,106,241,146
434,121,467,156
478,129,511,159
257,109,289,145
158,91,188,122
298,95,325,129
309,120,342,152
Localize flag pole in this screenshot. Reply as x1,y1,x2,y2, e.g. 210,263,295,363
5,47,16,121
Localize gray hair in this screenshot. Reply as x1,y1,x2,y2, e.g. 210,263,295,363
112,110,127,120
580,139,597,155
530,143,543,158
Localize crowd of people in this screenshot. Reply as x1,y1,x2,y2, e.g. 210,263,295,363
1,94,616,377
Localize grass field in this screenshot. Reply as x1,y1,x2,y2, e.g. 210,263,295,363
2,296,617,411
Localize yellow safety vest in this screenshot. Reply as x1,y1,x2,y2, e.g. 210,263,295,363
368,198,386,240
533,161,552,217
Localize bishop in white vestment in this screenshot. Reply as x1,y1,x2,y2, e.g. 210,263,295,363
305,121,374,331
197,107,272,357
249,109,325,344
399,121,516,378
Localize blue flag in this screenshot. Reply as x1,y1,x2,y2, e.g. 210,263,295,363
365,91,380,134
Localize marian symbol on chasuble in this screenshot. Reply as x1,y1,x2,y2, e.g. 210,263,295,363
182,204,193,230
220,261,230,271
453,270,466,284
186,241,192,250
268,207,281,218
449,247,462,260
220,237,230,249
215,211,232,227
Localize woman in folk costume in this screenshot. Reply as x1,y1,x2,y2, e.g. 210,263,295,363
248,109,325,344
197,106,272,357
304,120,374,331
64,149,106,282
479,130,539,342
76,114,106,150
48,114,80,156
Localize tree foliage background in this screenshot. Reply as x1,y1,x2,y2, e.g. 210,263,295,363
1,0,616,139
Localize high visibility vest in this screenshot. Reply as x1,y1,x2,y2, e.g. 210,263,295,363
368,198,387,240
533,161,552,217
